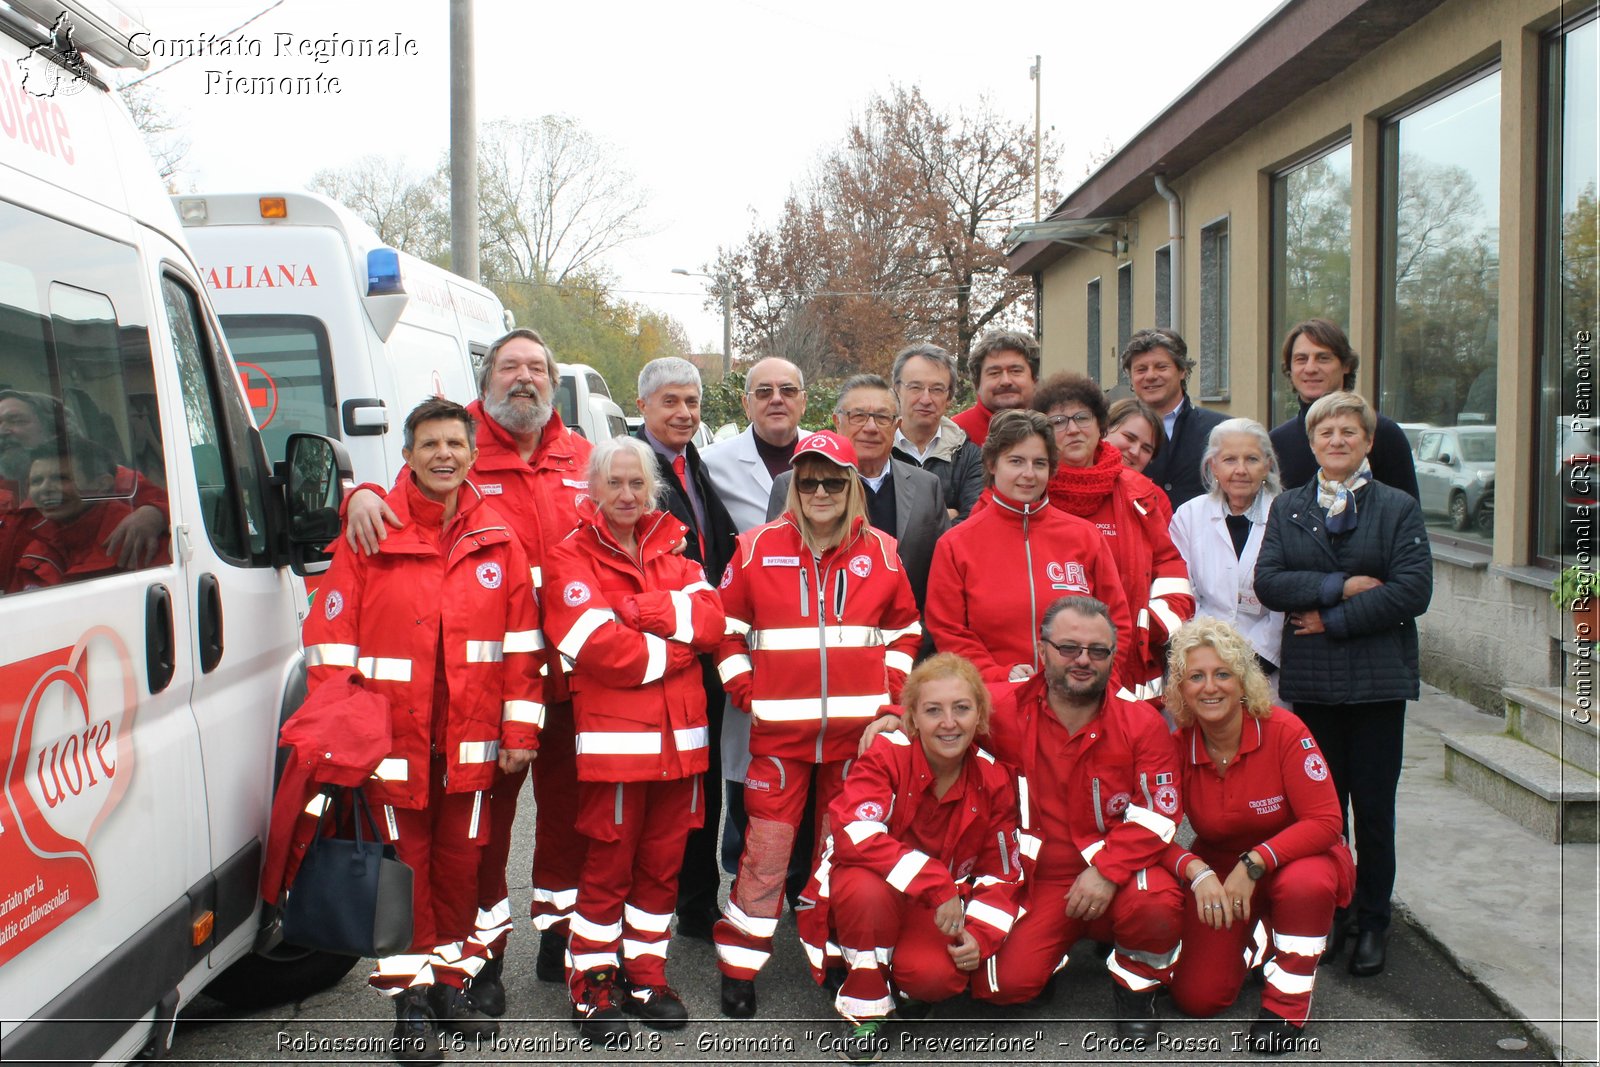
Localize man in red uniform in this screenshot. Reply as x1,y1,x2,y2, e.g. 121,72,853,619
344,329,592,1013
949,329,1040,447
970,595,1184,1040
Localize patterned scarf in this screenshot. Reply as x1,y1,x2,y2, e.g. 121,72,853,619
1048,440,1125,518
1316,459,1372,534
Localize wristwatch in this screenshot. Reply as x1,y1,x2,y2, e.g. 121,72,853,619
1239,851,1266,881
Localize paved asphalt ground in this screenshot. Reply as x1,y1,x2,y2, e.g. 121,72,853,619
172,770,1558,1067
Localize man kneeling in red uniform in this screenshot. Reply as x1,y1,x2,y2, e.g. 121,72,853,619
800,654,1023,1061
969,595,1184,1040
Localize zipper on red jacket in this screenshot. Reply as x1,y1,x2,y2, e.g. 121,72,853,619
1023,510,1039,673
811,554,828,763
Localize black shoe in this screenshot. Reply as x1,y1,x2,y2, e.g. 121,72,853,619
427,982,498,1039
469,954,506,1018
895,995,933,1021
571,967,632,1042
1110,982,1161,1041
1349,929,1387,976
675,909,717,943
1247,1009,1300,1055
1321,909,1353,964
720,974,757,1018
536,928,567,983
390,988,443,1066
836,1017,890,1062
620,979,689,1030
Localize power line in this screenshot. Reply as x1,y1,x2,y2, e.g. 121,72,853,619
121,0,286,89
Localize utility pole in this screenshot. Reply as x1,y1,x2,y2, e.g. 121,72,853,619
449,0,479,281
1031,55,1042,221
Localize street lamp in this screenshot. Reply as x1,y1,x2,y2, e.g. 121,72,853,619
672,267,732,379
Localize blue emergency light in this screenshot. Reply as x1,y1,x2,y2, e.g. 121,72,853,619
366,248,404,296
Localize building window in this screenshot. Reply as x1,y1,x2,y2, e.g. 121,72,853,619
1116,261,1133,373
1086,277,1102,384
1540,13,1599,562
1378,68,1501,550
1270,142,1352,424
1200,218,1230,401
1153,245,1172,329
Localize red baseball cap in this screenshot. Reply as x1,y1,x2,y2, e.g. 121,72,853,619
791,430,858,472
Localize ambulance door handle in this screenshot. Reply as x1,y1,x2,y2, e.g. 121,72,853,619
146,583,175,694
198,572,224,673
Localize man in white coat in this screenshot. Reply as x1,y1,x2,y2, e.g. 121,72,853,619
699,357,807,872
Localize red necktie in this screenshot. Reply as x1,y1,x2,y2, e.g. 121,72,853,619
673,454,705,558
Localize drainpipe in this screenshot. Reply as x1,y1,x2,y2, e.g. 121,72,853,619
1153,174,1181,333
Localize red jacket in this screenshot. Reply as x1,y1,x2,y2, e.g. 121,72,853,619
302,474,543,809
926,489,1136,685
717,514,921,764
1164,707,1354,900
348,405,592,705
950,402,995,446
797,728,1023,979
986,676,1180,894
1,465,167,590
1048,448,1195,700
541,502,726,782
11,499,133,590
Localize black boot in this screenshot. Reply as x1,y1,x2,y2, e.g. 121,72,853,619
571,967,632,1042
1247,1009,1301,1055
535,928,567,983
1110,982,1161,1041
1349,929,1388,976
427,982,499,1039
390,987,443,1066
720,974,757,1019
470,954,506,1017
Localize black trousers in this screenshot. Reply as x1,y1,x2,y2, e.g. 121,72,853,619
677,655,727,919
1293,699,1407,932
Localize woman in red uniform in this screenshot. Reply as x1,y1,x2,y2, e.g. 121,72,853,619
1105,397,1168,485
1161,617,1354,1054
541,436,726,1040
925,409,1134,685
798,654,1023,1059
1033,373,1194,701
300,399,542,1060
712,431,922,1020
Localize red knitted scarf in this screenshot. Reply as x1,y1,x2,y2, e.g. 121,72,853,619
1048,440,1125,518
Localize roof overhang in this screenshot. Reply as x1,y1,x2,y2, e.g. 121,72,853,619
1004,217,1127,259
1008,0,1450,277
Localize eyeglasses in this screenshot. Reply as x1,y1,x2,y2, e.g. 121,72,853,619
747,385,803,401
1041,639,1114,662
840,409,895,428
797,476,850,495
899,382,950,398
1047,412,1096,429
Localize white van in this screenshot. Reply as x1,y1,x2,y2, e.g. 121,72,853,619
0,3,357,1062
556,361,628,442
174,190,513,490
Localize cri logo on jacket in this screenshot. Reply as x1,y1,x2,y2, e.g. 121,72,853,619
1046,561,1089,592
476,562,503,590
563,581,592,607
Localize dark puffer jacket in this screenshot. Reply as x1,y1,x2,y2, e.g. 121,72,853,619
1254,480,1433,704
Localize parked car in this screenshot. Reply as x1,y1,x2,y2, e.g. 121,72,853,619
1415,426,1496,535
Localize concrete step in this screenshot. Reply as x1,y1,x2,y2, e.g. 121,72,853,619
1442,731,1600,844
1503,685,1600,772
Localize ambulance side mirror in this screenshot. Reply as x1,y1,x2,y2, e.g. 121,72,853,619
280,433,353,576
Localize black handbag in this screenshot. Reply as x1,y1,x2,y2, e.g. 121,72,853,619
280,787,414,958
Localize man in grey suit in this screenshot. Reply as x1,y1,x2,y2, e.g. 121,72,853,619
767,374,949,610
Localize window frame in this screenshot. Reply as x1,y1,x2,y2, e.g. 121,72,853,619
1199,214,1231,402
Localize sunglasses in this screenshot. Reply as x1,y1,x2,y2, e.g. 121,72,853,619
797,476,850,495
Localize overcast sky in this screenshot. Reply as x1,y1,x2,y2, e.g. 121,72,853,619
130,0,1283,351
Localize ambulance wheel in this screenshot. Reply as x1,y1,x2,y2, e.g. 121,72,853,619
205,943,359,1009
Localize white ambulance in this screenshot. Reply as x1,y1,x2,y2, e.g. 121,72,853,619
174,191,513,490
0,2,359,1062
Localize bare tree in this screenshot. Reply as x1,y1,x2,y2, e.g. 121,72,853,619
476,116,655,285
309,156,447,259
117,80,189,190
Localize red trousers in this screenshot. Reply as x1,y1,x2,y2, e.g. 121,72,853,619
972,866,1183,1004
829,866,970,1021
1170,852,1344,1025
472,700,587,957
566,776,701,992
367,761,489,994
715,756,848,980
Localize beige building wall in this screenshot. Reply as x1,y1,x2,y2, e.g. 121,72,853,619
1034,0,1577,708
